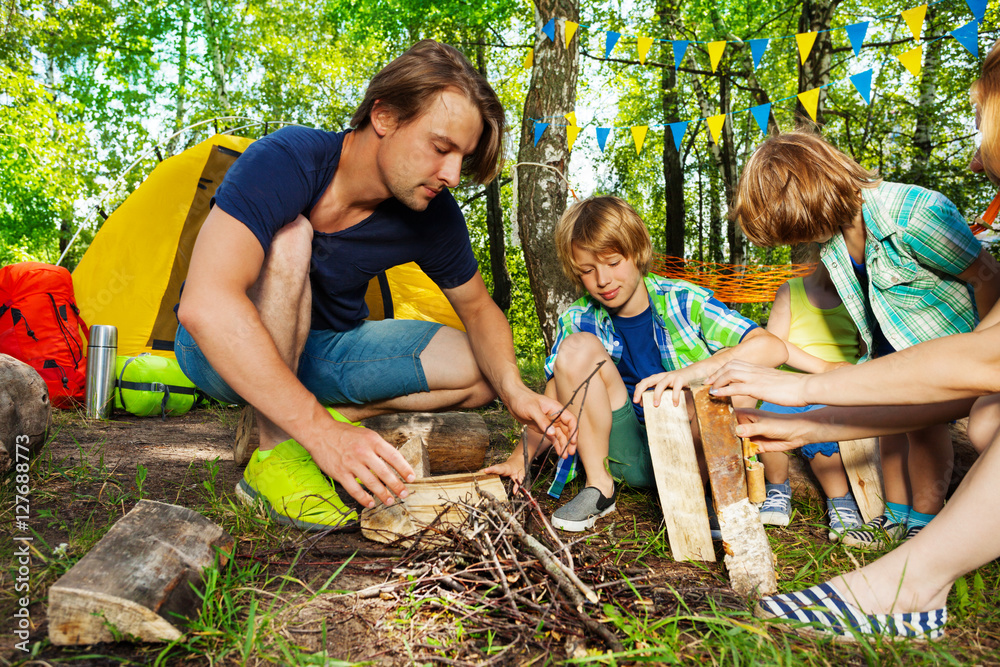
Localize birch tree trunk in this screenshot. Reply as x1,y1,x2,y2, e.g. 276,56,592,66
202,0,230,114
911,5,941,188
516,0,580,349
167,0,190,156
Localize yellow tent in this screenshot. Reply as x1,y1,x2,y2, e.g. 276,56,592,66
73,133,462,359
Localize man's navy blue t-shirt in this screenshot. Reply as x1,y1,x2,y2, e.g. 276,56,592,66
213,126,479,332
609,306,664,425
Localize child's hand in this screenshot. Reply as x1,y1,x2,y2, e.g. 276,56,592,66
634,366,702,408
481,457,527,491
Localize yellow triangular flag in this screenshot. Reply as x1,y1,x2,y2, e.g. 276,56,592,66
567,125,581,152
637,36,653,64
564,111,577,127
902,5,927,41
565,21,578,48
796,32,818,64
797,87,821,122
523,48,533,69
707,41,727,72
706,114,726,144
897,45,923,76
631,126,648,155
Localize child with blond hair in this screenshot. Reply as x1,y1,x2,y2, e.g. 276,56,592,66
731,131,1000,547
485,196,787,531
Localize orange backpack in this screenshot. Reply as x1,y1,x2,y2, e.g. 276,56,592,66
0,262,90,408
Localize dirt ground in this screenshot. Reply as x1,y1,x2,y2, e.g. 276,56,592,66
1,405,737,665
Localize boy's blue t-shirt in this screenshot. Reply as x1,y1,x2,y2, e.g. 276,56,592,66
610,306,662,425
849,255,895,357
213,126,479,332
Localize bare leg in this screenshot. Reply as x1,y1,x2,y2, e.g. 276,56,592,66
329,325,497,422
879,433,911,506
550,333,628,498
249,217,313,451
833,418,1000,614
906,423,953,515
810,452,851,498
761,451,790,484
967,393,1000,453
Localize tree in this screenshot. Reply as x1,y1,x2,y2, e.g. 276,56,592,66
516,0,580,349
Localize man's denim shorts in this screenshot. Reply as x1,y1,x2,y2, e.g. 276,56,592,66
757,401,840,459
175,318,443,406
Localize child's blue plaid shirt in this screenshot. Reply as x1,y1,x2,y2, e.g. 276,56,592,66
545,273,758,497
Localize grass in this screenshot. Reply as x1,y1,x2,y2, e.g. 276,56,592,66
4,403,1000,665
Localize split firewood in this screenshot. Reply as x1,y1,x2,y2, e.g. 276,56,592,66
48,500,233,645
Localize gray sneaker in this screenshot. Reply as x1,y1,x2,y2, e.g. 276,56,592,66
551,486,616,532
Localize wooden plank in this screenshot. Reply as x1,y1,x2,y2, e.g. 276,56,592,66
691,384,777,598
361,472,508,545
642,391,715,562
48,500,234,645
839,438,884,523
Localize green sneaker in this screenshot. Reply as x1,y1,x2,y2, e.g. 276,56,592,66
236,438,358,531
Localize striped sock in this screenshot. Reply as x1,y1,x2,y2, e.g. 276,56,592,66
884,501,911,524
907,510,936,529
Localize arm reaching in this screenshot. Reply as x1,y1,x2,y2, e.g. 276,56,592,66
634,327,788,407
444,274,578,453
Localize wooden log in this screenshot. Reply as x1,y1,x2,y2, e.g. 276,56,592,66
361,472,508,545
0,354,51,473
691,384,777,598
361,412,489,474
642,391,715,562
48,500,234,645
839,438,884,523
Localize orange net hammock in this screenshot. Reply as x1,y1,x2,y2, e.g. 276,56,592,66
652,193,1000,304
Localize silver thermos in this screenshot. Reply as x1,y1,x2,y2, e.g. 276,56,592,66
85,325,118,419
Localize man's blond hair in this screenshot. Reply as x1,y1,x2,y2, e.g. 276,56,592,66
555,196,653,289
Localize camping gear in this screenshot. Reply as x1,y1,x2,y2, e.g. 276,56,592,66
0,262,90,408
115,353,198,418
71,134,465,362
84,325,118,419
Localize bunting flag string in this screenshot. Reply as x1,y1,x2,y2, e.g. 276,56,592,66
531,0,975,75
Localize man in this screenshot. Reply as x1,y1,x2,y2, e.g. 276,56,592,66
176,40,575,531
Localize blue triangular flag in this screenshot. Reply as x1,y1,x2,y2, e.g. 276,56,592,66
748,39,769,69
533,122,549,146
850,69,873,105
845,21,869,57
952,20,979,57
673,40,689,71
596,127,611,152
667,121,688,152
605,31,621,59
542,18,556,42
750,103,771,136
966,0,987,21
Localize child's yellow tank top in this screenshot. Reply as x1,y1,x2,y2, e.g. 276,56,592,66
786,278,861,365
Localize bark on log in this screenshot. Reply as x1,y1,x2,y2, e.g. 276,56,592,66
0,354,51,473
361,412,489,474
691,385,777,598
48,500,233,645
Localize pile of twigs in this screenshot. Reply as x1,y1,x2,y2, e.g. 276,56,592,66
349,484,713,663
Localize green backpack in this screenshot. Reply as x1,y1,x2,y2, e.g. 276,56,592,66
115,353,198,418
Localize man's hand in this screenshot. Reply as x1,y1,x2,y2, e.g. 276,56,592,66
733,408,819,452
307,419,416,509
705,360,810,406
633,366,704,408
506,389,577,458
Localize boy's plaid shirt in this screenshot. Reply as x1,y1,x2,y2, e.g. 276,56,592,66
820,182,982,361
544,273,757,497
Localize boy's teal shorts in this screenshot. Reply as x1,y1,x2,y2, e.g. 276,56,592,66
607,402,656,489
